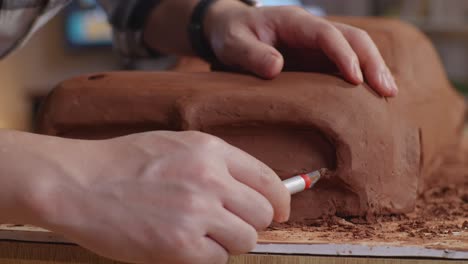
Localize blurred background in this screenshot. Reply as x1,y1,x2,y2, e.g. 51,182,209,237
0,0,467,131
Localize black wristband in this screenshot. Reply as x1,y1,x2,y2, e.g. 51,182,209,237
188,0,219,62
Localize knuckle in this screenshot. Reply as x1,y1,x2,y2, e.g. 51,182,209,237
347,27,372,44
217,27,245,64
282,5,307,15
180,192,211,215
192,132,225,151
203,177,227,195
223,26,243,47
169,228,194,250
190,163,225,190
354,28,371,40
201,175,227,193
257,164,276,188
190,159,212,176
280,6,310,26
318,22,339,37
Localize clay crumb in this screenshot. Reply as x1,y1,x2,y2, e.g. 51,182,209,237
319,168,333,180
336,217,355,227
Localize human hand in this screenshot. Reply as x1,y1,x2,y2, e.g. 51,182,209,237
34,131,290,264
205,1,398,97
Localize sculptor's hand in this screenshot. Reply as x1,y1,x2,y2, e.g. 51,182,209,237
204,2,398,97
35,131,290,264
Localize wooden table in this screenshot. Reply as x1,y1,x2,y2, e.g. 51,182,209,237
1,224,466,264
0,241,466,264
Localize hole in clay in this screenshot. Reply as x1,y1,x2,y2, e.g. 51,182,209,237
88,74,106,81
205,123,336,180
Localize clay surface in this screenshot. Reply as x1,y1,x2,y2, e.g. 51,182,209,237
37,17,466,222
261,134,468,251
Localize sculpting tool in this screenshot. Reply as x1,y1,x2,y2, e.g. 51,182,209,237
282,169,324,195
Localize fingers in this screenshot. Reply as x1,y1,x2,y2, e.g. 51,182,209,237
313,24,364,85
207,206,258,255
210,7,398,97
176,131,289,223
215,27,284,79
222,146,291,223
333,22,398,97
221,178,274,231
275,11,363,85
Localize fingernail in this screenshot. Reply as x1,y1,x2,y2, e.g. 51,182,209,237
261,53,281,79
278,214,290,223
353,62,364,83
382,70,398,95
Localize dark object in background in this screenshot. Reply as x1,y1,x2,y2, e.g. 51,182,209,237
64,0,112,49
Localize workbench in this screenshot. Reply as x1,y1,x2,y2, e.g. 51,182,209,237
1,127,467,263
0,240,466,264
1,218,466,264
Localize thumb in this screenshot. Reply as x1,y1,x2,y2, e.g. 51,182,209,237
215,30,284,79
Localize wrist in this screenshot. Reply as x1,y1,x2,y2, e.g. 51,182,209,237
0,131,93,228
0,131,59,224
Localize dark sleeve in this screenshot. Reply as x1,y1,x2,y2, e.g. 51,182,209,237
97,0,159,59
0,0,71,58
